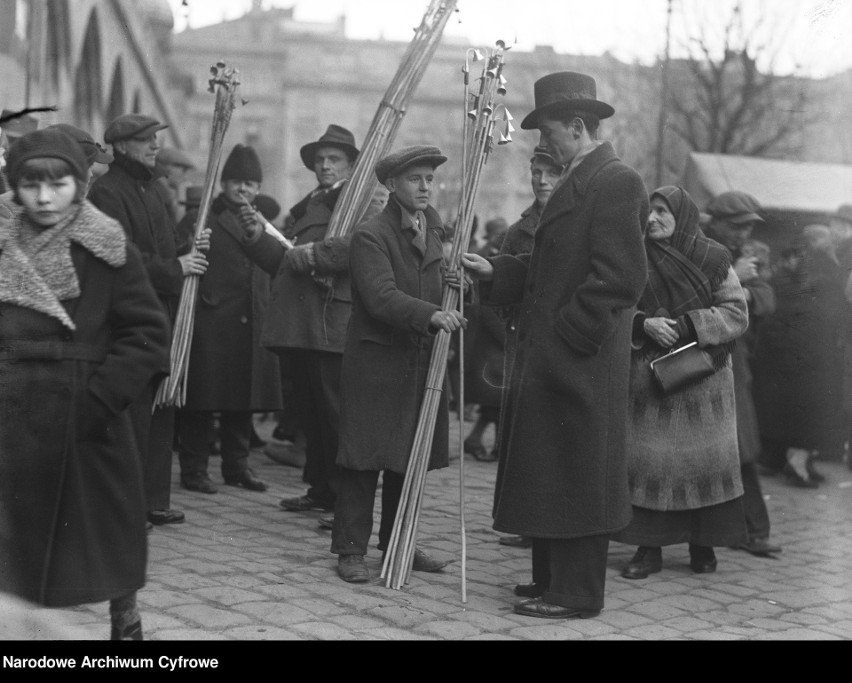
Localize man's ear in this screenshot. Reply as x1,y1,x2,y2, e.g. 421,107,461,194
113,141,127,156
385,178,395,194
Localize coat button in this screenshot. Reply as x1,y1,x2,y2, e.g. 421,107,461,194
240,316,248,324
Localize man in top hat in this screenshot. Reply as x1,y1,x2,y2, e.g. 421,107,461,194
461,71,649,619
328,145,462,582
240,124,383,518
703,191,783,555
89,113,210,528
175,144,281,494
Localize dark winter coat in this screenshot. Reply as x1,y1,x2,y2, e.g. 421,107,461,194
88,154,183,325
336,196,449,473
482,142,649,539
0,202,170,607
178,195,282,411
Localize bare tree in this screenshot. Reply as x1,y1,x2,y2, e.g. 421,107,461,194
664,0,812,162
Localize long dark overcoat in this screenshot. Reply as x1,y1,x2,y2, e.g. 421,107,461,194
179,195,281,411
0,203,170,607
336,197,449,473
482,142,649,539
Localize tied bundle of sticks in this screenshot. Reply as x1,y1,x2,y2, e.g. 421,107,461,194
154,62,240,408
321,0,458,250
381,42,513,593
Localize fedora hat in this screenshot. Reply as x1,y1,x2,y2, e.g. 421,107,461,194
520,72,614,130
180,185,203,207
299,124,359,170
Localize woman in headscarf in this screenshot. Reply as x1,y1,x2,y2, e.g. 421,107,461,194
0,128,170,639
612,186,749,579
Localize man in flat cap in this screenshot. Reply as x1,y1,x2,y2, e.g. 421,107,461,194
703,191,782,556
241,124,383,519
325,145,462,583
462,71,649,619
89,113,210,529
175,144,280,495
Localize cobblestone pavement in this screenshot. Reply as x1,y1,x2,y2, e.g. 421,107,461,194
17,416,852,641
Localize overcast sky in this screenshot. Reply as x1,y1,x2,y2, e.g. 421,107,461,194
168,0,852,78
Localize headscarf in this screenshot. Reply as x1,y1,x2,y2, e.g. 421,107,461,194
640,185,733,365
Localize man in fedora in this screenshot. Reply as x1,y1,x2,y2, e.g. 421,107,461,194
329,145,462,583
240,124,383,517
462,72,649,618
89,113,210,528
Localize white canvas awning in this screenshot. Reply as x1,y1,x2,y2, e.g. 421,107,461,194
682,153,852,215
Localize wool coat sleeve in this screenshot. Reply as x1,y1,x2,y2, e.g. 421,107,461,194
553,169,649,355
241,228,287,277
745,277,776,317
685,265,749,346
350,227,439,336
85,244,171,414
480,253,532,306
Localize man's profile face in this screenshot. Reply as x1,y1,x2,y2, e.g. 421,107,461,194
711,217,754,252
117,132,160,170
530,157,561,207
386,163,435,214
536,117,581,167
313,145,353,189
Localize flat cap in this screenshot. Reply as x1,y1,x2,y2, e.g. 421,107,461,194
104,113,168,144
706,190,765,224
157,147,196,170
375,145,447,184
47,123,113,166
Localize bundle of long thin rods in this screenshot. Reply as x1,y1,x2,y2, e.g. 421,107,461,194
154,62,240,408
382,42,513,591
323,0,458,243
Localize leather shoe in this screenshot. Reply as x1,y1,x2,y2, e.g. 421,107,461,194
181,472,218,494
499,535,532,548
737,538,782,557
689,545,717,573
337,554,370,583
279,494,334,512
147,509,185,525
318,515,334,530
513,597,600,620
783,463,818,489
514,582,545,598
224,468,267,492
621,546,662,580
411,547,448,572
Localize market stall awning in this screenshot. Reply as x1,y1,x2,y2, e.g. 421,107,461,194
682,153,852,215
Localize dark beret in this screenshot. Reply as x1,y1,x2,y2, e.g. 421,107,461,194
375,145,447,184
706,191,765,224
104,113,168,144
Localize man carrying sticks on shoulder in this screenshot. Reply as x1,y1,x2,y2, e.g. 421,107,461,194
89,114,210,529
328,146,463,583
239,125,380,517
462,72,649,619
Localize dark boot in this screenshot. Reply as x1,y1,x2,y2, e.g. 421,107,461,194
621,546,662,579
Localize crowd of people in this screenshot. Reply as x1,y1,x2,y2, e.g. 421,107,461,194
2,67,851,636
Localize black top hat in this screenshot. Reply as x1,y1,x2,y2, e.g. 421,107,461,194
181,185,203,207
520,72,615,130
299,124,359,171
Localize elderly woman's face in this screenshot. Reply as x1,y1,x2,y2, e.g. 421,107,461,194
647,197,676,241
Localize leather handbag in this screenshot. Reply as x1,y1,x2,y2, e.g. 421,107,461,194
649,341,716,394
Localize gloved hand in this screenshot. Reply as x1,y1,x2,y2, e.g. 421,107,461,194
238,204,262,239
286,243,316,272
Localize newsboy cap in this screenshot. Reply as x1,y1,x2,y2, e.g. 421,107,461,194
530,144,561,167
299,124,360,171
374,145,447,184
521,71,614,130
6,128,88,185
104,113,168,144
157,147,196,170
706,191,765,224
47,123,113,166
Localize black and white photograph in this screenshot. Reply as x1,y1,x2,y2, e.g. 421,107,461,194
0,0,850,646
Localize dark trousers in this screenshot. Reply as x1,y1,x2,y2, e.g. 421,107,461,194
530,535,610,612
330,468,405,556
178,410,251,479
127,379,175,512
275,353,301,440
741,461,771,540
286,349,342,506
